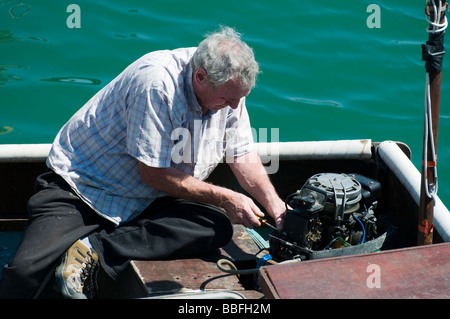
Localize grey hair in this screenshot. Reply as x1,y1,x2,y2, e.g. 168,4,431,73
191,26,260,91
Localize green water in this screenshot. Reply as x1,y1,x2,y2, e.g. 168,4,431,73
1,1,450,206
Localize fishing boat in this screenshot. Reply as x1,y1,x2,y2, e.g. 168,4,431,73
1,139,450,299
2,0,450,300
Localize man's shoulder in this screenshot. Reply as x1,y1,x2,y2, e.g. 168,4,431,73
125,47,196,89
137,47,196,68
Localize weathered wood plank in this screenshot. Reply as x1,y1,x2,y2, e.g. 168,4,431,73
131,225,263,297
259,242,450,299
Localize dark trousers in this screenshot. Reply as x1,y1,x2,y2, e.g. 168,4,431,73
0,171,233,299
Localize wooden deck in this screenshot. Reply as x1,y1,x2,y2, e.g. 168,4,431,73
258,242,450,299
98,225,265,299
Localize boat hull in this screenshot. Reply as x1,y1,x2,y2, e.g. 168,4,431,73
1,139,449,298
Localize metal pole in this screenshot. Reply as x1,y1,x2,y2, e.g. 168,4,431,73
418,0,447,245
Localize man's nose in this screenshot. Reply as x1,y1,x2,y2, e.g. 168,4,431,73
229,101,239,109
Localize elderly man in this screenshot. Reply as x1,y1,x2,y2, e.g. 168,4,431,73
0,26,285,299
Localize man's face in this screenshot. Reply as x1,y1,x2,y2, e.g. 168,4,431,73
193,68,250,113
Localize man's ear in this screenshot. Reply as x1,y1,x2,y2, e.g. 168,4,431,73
194,68,208,85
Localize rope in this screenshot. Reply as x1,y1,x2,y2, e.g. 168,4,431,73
423,72,439,201
422,1,447,201
426,0,449,33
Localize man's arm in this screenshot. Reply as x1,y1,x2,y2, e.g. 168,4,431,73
138,162,264,228
227,149,286,229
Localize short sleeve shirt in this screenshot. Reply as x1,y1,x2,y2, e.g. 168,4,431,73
47,48,254,225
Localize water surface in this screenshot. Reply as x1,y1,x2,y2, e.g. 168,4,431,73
1,0,449,206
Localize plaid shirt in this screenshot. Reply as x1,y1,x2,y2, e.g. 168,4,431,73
47,48,254,225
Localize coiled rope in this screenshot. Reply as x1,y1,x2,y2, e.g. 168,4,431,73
426,0,449,33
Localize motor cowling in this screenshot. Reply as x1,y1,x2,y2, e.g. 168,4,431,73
269,173,381,261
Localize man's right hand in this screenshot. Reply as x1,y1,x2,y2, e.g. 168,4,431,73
219,190,264,229
138,162,263,229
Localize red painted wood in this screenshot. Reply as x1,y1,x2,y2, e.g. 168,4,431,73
259,243,450,299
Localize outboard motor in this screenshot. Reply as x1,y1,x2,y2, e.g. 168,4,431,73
269,173,383,261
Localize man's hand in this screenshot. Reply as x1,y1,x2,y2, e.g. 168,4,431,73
228,149,287,230
266,197,287,230
220,190,264,229
138,162,264,228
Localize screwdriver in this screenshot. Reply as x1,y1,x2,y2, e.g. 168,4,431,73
258,217,278,232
